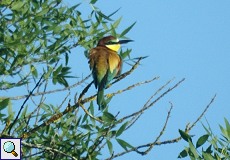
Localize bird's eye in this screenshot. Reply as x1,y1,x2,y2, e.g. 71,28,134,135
106,41,117,45
106,41,112,45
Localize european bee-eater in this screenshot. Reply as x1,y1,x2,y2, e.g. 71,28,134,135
88,35,133,110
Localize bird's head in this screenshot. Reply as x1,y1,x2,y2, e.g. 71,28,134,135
97,35,133,52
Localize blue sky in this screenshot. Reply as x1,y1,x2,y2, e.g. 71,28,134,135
66,0,230,159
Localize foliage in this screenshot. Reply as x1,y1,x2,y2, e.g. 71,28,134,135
178,118,230,160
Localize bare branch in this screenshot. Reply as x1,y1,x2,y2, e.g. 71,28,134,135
106,76,159,99
185,94,217,133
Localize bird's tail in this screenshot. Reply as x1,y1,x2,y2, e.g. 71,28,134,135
97,89,104,110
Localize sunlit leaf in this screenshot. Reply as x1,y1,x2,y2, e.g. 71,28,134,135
102,112,116,123
120,22,136,37
11,1,25,11
107,140,113,155
224,118,230,139
116,139,133,151
188,140,199,159
116,122,128,137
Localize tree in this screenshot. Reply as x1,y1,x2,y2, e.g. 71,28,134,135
0,0,216,159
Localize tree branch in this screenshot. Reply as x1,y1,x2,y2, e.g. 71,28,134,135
22,141,78,160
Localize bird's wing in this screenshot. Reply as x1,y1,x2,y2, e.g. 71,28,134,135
89,48,109,88
88,48,96,70
108,51,121,73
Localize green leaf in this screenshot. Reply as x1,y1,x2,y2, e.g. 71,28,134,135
90,0,97,4
106,140,113,155
179,129,192,142
108,8,121,19
102,112,116,123
116,122,128,137
224,118,230,139
70,3,81,11
89,101,94,116
37,8,49,16
65,52,69,66
120,22,136,37
202,152,214,160
120,49,132,59
53,65,62,77
188,140,199,159
178,149,188,158
21,105,28,118
81,124,93,131
30,65,38,78
82,112,88,124
0,98,10,110
11,1,25,11
196,134,209,148
97,11,113,21
0,113,6,120
39,113,52,122
219,125,229,140
205,144,212,154
112,17,122,29
116,139,133,151
7,101,13,120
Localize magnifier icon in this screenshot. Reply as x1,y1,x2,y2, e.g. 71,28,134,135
3,141,18,157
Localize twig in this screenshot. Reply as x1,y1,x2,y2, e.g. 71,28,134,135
106,76,159,99
79,103,103,123
185,94,217,133
8,73,44,135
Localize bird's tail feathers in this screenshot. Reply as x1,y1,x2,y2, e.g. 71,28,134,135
97,89,104,110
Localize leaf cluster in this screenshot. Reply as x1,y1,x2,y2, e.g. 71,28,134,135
178,118,230,160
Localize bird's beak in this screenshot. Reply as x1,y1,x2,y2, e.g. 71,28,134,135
118,40,134,44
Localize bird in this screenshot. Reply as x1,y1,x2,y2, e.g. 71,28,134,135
88,35,133,110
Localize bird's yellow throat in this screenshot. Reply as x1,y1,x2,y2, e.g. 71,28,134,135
105,43,121,52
